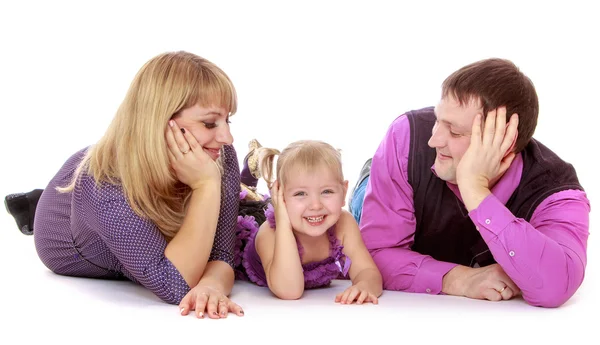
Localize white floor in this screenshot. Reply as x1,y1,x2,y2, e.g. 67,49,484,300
1,213,597,344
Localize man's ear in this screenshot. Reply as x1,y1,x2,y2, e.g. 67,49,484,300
504,122,518,157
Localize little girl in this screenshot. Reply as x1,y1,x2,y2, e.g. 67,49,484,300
236,140,382,304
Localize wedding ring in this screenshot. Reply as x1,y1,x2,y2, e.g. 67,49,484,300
498,286,507,294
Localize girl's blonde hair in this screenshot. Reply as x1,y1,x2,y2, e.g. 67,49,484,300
258,140,344,190
59,51,237,240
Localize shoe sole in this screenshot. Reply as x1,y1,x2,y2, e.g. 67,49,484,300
4,193,18,214
4,196,10,215
4,193,34,235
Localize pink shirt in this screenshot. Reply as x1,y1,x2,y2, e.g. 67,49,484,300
360,114,590,307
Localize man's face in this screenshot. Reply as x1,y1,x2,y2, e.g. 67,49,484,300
428,95,482,184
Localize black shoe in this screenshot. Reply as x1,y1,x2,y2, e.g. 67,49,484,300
4,189,43,235
348,158,372,213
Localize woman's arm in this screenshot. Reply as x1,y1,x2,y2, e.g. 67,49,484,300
175,144,244,318
196,260,234,295
165,184,221,287
88,179,192,305
166,142,240,288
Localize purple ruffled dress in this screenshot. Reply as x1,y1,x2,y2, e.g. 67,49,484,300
235,201,351,289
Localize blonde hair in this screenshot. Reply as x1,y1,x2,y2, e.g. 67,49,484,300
59,51,237,240
258,140,344,190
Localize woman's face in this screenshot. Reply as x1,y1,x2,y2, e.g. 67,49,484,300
172,104,233,160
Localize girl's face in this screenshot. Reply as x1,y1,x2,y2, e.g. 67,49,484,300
283,163,348,237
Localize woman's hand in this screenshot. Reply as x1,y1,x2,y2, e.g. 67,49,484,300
165,120,221,190
179,284,244,319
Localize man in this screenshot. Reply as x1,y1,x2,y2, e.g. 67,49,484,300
349,58,589,307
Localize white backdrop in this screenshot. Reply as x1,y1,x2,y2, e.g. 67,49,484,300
0,1,598,344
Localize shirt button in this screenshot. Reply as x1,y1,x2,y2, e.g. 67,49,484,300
426,288,431,293
485,219,491,225
509,251,515,257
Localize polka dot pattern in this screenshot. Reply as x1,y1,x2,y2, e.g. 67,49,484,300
33,146,240,305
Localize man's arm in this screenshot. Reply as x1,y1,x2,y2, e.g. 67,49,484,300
467,191,590,307
360,115,458,294
456,108,590,307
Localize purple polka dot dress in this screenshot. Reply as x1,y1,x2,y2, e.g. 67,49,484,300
33,145,240,305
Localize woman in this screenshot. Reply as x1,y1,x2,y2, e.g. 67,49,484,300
7,51,244,319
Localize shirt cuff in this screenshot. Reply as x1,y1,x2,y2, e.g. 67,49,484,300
413,256,458,295
469,193,516,240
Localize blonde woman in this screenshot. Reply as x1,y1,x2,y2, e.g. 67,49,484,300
9,51,244,318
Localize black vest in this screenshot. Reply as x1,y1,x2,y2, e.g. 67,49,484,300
407,107,583,267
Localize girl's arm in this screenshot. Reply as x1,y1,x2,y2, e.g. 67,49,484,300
255,221,305,299
336,210,383,304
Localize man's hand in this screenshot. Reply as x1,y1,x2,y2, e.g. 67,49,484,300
456,107,519,211
442,264,521,301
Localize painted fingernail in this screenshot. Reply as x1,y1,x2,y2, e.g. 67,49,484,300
180,307,185,314
199,312,204,318
169,120,174,127
181,128,185,134
239,310,244,315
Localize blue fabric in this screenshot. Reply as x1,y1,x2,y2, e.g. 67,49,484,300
350,177,369,224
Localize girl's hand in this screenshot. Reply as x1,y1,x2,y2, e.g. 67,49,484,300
271,180,292,230
335,281,379,305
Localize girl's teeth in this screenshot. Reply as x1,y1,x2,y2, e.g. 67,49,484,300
306,216,324,223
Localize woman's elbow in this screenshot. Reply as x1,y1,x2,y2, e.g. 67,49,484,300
158,291,184,305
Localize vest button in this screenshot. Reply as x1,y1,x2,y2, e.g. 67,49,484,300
485,219,491,225
509,251,515,257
